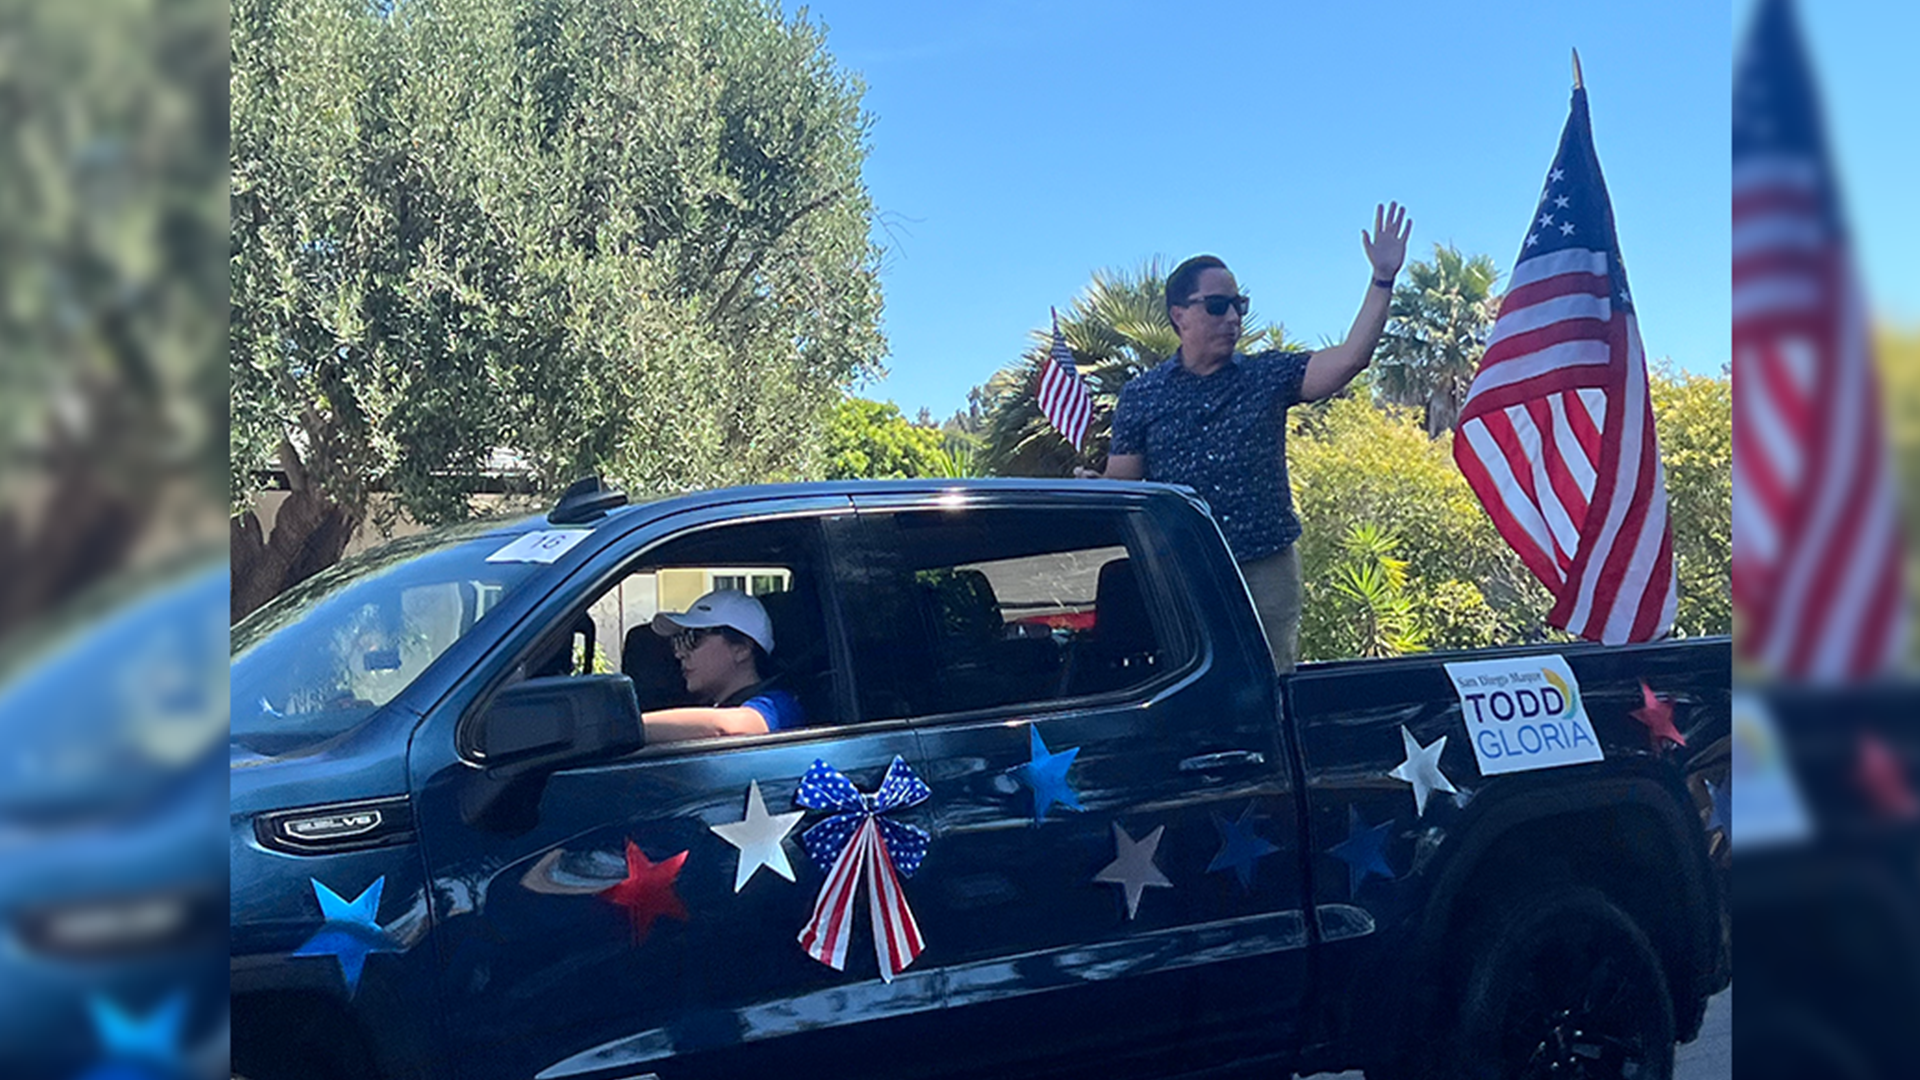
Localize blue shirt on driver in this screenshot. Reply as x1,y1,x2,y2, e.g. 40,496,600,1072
740,688,804,732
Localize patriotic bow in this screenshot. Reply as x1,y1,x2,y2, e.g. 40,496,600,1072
794,756,930,982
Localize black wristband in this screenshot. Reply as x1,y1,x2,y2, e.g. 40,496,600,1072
1372,277,1395,290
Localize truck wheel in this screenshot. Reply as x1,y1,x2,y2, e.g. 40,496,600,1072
1451,887,1674,1080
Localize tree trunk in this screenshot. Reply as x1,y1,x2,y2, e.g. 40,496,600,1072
229,487,357,623
0,473,149,639
1425,387,1463,439
0,366,174,638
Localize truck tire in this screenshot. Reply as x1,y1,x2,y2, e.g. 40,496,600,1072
1449,886,1675,1080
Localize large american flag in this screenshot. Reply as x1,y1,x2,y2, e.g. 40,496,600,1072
1037,308,1093,450
1453,84,1677,644
1733,0,1905,679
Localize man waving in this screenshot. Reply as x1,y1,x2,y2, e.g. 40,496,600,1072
1090,202,1411,673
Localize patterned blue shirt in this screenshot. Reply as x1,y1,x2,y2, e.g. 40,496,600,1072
1109,350,1312,563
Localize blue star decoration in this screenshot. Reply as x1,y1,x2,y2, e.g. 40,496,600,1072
1705,777,1730,837
78,991,189,1080
1206,802,1280,890
1014,726,1083,824
1328,805,1396,896
292,876,403,996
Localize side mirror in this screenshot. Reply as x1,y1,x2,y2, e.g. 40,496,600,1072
460,674,645,831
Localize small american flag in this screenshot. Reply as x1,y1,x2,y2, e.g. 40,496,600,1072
1037,308,1093,450
1453,81,1677,644
1732,0,1905,679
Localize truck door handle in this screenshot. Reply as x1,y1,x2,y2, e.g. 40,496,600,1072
1178,750,1266,773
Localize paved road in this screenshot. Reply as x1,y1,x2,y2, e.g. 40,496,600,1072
1300,986,1731,1079
1674,987,1732,1079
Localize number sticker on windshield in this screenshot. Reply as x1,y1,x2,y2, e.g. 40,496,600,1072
485,530,590,564
1443,655,1604,775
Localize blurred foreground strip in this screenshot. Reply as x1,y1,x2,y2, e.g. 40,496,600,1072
0,563,229,1079
1734,3,1920,1079
1732,0,1905,680
0,0,226,642
1736,684,1920,1080
0,0,228,1074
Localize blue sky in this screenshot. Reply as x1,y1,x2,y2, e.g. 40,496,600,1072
1790,1,1920,328
779,0,1914,422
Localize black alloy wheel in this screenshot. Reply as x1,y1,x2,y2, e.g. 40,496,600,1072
1454,887,1675,1080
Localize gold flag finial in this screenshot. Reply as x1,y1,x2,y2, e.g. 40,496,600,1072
1572,48,1585,89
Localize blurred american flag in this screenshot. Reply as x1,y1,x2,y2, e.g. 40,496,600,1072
1732,0,1906,679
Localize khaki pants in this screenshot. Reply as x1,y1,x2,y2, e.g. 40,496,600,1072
1241,544,1302,675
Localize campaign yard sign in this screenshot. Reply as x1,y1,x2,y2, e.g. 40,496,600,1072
1443,655,1604,776
1729,691,1811,850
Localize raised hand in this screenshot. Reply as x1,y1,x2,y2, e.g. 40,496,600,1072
1362,201,1411,280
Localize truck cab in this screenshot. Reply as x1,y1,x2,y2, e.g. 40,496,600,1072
230,478,1727,1080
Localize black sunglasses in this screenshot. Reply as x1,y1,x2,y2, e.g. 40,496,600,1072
1174,293,1250,317
671,628,721,656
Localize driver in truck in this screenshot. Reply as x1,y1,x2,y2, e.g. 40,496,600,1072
639,588,804,742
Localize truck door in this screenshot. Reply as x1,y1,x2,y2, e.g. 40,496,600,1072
831,493,1310,1074
406,507,943,1080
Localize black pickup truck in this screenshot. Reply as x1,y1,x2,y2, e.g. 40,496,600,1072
229,478,1730,1080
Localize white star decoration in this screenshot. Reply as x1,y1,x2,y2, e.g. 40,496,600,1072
1387,726,1458,817
1550,167,1565,182
709,780,805,892
1560,222,1575,236
1526,233,1540,247
1093,822,1172,920
1539,213,1555,227
1554,195,1571,209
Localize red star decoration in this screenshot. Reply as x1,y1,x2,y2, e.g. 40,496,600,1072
1854,732,1920,821
600,841,689,942
1629,680,1685,750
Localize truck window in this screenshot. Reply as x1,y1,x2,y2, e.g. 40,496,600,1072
831,507,1193,721
512,517,839,728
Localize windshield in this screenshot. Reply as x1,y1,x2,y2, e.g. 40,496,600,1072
231,521,578,757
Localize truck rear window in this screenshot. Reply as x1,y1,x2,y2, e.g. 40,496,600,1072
836,508,1191,720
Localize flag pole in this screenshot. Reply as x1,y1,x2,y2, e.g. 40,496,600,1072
1571,48,1584,90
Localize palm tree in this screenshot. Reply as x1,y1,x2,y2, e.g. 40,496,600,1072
979,262,1307,476
1373,244,1502,438
925,433,982,479
1327,522,1428,658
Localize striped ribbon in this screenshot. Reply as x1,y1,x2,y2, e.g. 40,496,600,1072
793,757,929,982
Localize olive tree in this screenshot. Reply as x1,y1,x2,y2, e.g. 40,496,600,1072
230,0,885,617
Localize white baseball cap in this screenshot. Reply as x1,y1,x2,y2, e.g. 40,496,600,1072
651,589,774,654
